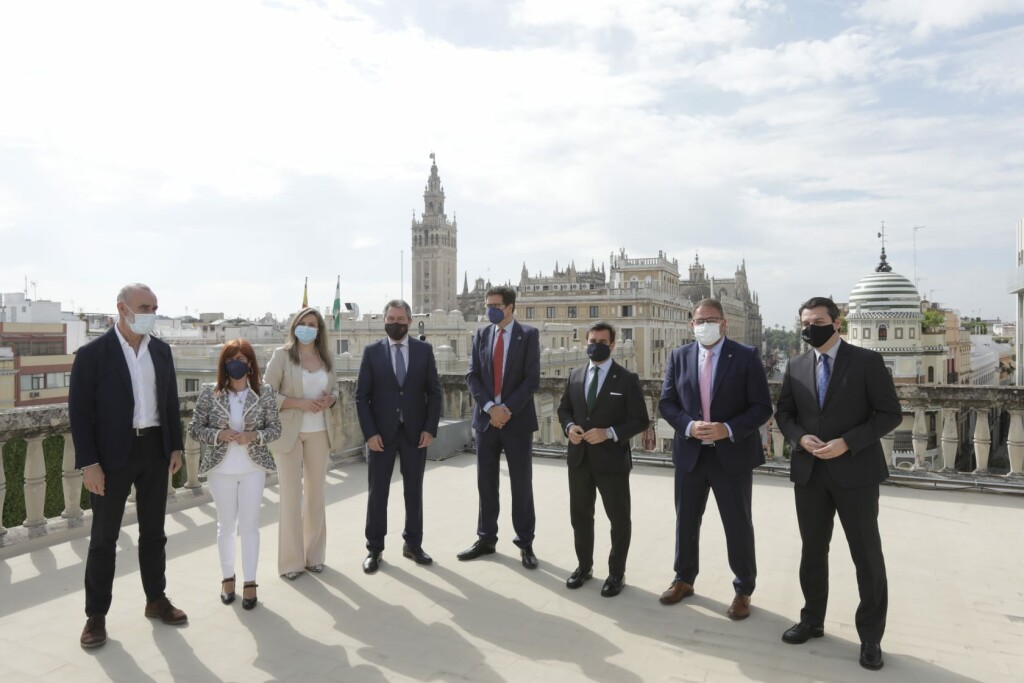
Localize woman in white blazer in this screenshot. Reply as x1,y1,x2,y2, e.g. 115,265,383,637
188,339,281,610
264,307,338,579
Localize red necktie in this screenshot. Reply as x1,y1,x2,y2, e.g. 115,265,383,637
493,328,505,399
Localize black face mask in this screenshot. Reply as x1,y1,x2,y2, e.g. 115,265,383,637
385,323,408,341
587,342,612,363
225,359,249,380
801,323,836,348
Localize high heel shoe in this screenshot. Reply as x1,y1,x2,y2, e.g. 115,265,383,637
242,581,258,610
221,576,236,605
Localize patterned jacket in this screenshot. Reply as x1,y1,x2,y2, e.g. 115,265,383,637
189,383,282,475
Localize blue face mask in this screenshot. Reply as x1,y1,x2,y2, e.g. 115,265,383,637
225,359,249,380
294,325,318,345
486,306,506,325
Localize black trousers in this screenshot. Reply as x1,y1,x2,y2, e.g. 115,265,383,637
568,455,631,576
475,426,535,547
365,428,426,552
674,446,757,596
85,429,168,616
795,461,888,643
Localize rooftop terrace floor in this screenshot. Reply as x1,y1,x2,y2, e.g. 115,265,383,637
1,454,1022,682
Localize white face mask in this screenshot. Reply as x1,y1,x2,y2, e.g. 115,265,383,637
693,322,722,347
125,306,156,336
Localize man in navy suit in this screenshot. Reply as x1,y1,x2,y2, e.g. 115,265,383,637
355,299,442,574
558,322,649,597
459,285,542,568
658,298,772,619
775,296,901,671
69,283,187,649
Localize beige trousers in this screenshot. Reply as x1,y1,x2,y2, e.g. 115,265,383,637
274,430,330,574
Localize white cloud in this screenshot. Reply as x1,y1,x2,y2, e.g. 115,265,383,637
854,0,1024,38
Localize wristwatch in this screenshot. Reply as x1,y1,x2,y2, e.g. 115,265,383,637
605,428,615,441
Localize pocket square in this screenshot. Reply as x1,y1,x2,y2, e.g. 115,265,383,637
610,392,623,396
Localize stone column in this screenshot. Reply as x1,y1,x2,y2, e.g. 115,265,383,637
0,438,7,536
60,434,84,520
182,418,202,489
1006,409,1024,477
911,407,928,471
882,431,895,467
939,408,959,473
770,419,785,462
972,409,992,475
23,436,47,528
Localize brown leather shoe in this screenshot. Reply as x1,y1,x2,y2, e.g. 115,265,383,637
80,615,107,649
727,594,752,620
144,596,188,625
659,580,695,605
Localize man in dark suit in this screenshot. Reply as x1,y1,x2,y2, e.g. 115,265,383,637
557,322,649,597
69,283,187,649
658,298,772,620
355,299,442,574
459,285,542,568
775,296,901,671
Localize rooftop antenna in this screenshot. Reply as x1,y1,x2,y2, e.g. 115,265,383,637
912,225,926,289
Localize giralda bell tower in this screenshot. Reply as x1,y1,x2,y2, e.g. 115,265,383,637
411,153,458,314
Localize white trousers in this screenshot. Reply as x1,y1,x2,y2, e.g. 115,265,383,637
208,469,267,582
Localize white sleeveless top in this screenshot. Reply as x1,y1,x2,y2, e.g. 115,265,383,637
300,368,329,433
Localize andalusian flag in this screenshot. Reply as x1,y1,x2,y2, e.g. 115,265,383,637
302,277,308,308
332,276,341,331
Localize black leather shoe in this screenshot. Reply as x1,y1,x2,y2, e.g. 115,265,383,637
241,582,258,610
601,575,625,597
362,551,382,574
782,622,825,644
860,642,884,670
457,540,496,561
402,544,433,565
566,568,592,589
220,576,236,605
520,546,538,569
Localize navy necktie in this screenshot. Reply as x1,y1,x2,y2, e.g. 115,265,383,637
817,354,830,409
394,344,406,385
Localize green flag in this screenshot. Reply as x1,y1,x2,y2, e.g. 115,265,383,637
332,276,341,331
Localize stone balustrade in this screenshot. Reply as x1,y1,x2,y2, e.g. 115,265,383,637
2,377,1022,552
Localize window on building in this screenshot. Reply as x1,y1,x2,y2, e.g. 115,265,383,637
928,366,934,383
526,307,535,319
338,339,349,354
449,339,457,356
185,379,199,392
895,328,903,339
863,328,871,340
621,328,633,341
621,305,633,317
878,324,888,341
885,364,893,376
852,328,859,339
589,306,599,318
910,328,916,339
567,306,577,318
30,374,44,390
46,372,64,388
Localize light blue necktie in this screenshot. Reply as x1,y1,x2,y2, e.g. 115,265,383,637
817,354,830,409
394,344,406,385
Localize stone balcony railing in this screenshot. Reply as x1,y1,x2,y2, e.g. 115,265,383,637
2,377,1023,553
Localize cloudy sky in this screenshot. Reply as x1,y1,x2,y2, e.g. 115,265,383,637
1,0,1021,328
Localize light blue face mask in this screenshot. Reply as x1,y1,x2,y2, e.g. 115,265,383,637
294,325,318,345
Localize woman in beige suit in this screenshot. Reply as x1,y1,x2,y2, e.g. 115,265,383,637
264,307,338,579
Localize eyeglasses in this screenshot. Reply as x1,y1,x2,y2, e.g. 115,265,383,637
693,317,722,325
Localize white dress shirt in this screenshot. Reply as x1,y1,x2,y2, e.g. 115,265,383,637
114,323,160,429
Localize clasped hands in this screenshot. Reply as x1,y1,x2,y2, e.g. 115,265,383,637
800,434,849,459
217,430,258,445
690,420,728,442
488,404,512,429
300,394,335,413
567,424,610,445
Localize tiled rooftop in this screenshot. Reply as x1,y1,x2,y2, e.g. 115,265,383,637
1,454,1022,682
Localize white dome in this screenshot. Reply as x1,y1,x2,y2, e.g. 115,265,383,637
848,250,920,314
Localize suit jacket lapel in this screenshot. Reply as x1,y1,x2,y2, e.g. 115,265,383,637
106,328,134,397
798,350,818,411
823,342,850,409
711,339,735,400
687,343,701,399
242,386,259,418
